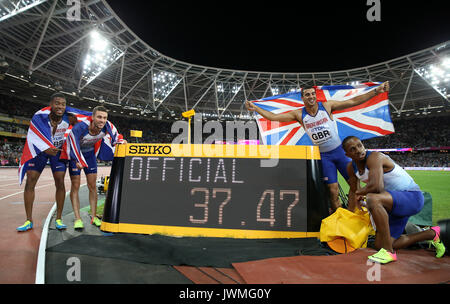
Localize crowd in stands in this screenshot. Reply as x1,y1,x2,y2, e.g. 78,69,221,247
0,121,27,134
0,93,448,168
0,138,21,166
388,152,449,168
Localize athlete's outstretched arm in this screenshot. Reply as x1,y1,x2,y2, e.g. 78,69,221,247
245,100,300,122
327,81,389,112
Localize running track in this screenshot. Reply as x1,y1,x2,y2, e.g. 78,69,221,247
0,166,111,284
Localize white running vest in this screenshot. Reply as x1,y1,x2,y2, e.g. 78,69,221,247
50,119,70,149
353,152,421,192
301,103,341,152
80,131,105,152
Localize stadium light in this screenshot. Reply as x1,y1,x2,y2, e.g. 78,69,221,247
215,81,243,117
415,56,450,99
238,113,252,120
0,0,48,23
152,70,182,104
223,83,240,93
216,82,241,95
270,86,280,96
270,84,299,96
80,30,124,89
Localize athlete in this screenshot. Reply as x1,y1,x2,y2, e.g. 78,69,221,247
67,105,126,229
343,136,445,264
17,93,73,231
245,82,389,212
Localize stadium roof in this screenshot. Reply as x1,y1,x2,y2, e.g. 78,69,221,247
0,0,449,120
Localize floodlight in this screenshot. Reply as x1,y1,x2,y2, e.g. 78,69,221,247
415,56,450,99
270,86,280,95
80,30,124,89
89,30,109,52
216,82,242,95
270,84,298,95
152,70,182,105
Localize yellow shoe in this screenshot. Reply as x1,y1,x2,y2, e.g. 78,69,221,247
91,216,102,227
429,226,446,258
74,219,84,230
368,248,397,264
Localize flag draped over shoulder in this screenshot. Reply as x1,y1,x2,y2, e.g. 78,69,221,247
252,82,394,146
64,118,123,168
18,106,91,185
18,106,120,185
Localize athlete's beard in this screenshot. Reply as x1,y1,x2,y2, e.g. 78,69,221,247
49,111,63,123
92,121,105,131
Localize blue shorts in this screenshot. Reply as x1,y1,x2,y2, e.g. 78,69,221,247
320,145,351,184
69,150,98,176
27,151,67,173
387,190,424,239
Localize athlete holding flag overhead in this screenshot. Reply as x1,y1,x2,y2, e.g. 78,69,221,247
246,81,389,213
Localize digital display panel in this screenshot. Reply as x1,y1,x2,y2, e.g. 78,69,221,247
101,144,328,238
120,156,307,231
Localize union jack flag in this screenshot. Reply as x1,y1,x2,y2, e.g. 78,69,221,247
252,82,394,146
63,117,123,168
18,106,92,185
19,106,121,185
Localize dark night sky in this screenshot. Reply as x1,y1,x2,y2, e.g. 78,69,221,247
105,1,450,72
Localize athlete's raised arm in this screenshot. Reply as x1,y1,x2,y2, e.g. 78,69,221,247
245,100,301,123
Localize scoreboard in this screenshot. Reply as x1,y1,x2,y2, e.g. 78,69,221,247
101,144,329,238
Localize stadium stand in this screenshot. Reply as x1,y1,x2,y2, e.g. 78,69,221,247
0,92,448,168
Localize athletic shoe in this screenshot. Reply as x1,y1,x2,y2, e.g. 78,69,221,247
429,226,446,258
91,216,102,227
17,220,33,232
368,248,397,264
74,219,84,230
55,219,67,230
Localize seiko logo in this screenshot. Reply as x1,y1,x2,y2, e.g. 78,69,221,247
128,145,172,155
